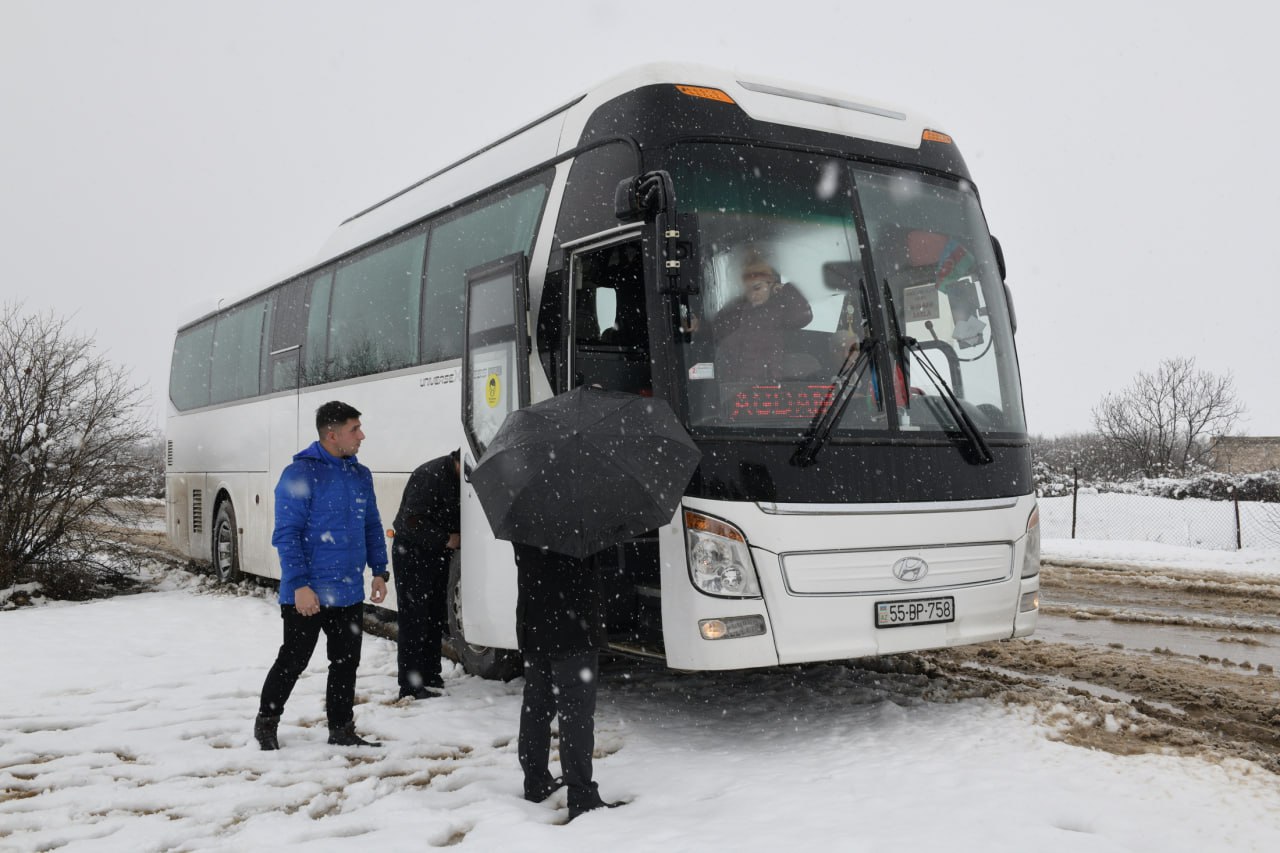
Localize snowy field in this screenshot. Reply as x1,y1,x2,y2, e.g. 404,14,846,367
4,548,1280,853
1040,492,1280,550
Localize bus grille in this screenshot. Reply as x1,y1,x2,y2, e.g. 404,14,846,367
166,440,173,467
780,542,1013,596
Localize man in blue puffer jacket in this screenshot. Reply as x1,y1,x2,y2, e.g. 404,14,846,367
254,401,390,750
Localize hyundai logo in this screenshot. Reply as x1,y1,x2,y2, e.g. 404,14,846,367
892,556,929,582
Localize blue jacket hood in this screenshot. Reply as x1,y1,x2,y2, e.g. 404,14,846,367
294,441,358,467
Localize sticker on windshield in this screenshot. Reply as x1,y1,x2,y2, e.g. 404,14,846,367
689,362,716,381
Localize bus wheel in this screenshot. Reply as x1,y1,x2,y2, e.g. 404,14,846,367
445,553,520,681
212,501,242,583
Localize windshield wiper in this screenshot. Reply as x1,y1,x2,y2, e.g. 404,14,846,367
882,280,993,465
791,334,878,468
902,336,993,464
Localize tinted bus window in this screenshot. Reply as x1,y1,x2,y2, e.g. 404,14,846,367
303,270,333,386
422,178,550,363
169,321,214,410
328,230,427,381
209,299,266,404
269,279,308,393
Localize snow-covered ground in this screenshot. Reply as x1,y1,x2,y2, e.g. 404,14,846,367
1040,492,1280,551
1045,535,1280,579
3,546,1280,853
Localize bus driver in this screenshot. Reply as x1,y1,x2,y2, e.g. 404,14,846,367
693,250,813,382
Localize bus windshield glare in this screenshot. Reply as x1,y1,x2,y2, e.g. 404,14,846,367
668,142,1026,440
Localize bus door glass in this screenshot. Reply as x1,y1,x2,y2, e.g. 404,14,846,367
567,238,651,395
462,254,531,453
457,253,530,648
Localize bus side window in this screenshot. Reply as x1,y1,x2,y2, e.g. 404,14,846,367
327,230,426,381
268,279,308,392
170,321,214,410
210,298,267,405
303,270,333,386
423,177,552,364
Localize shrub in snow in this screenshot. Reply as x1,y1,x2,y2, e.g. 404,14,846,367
0,303,156,592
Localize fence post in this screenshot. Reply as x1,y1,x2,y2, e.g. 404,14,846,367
1233,486,1242,550
1071,465,1078,539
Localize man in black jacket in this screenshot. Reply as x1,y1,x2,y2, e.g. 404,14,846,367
390,449,460,699
514,542,622,820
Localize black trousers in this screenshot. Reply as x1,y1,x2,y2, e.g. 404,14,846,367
258,602,363,727
519,651,600,810
392,543,450,693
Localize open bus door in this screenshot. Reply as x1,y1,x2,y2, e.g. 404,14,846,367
454,254,529,677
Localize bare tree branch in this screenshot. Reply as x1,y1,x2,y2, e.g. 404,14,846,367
1,303,156,589
1091,356,1245,477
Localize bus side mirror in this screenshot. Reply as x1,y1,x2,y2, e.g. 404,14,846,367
615,177,644,222
1004,282,1017,335
990,235,1007,282
615,171,675,222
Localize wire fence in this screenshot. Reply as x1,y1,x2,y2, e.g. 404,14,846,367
1038,489,1280,551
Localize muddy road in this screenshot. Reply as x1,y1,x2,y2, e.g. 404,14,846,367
911,558,1280,773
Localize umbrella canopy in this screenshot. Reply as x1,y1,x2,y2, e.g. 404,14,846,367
469,386,701,559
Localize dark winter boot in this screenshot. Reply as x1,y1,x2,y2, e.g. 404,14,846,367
568,790,626,821
327,721,381,747
254,714,280,751
524,775,565,803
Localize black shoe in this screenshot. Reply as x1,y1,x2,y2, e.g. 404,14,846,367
327,721,381,747
254,714,280,751
398,686,441,700
524,775,565,803
567,796,625,821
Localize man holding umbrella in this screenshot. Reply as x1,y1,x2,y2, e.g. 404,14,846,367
469,385,701,821
513,541,619,820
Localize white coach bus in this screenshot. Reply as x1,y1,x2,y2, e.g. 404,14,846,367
166,63,1039,678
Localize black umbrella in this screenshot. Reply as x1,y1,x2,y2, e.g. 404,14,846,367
469,386,701,559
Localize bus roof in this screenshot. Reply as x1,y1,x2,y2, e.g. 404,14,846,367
319,63,943,263
180,64,946,329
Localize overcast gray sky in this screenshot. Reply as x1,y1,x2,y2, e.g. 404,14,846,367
3,0,1276,437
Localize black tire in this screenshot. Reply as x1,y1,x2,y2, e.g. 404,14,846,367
445,551,521,681
212,500,242,583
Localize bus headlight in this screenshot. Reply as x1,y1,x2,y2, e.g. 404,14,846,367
684,510,761,598
1021,504,1041,579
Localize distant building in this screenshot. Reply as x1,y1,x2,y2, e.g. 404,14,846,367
1208,436,1280,473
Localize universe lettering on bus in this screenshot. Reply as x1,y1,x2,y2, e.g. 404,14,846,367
728,384,836,420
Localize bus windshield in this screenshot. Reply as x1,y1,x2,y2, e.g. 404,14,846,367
667,142,1026,440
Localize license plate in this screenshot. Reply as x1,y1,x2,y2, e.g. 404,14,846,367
875,596,955,628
